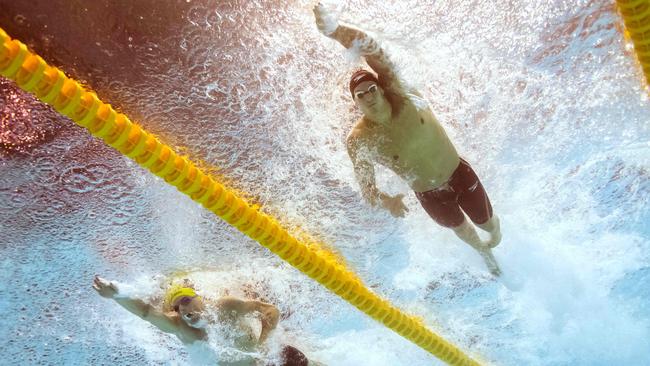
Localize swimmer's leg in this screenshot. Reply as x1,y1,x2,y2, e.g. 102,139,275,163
452,219,501,276
452,160,501,249
477,248,501,277
452,218,484,249
477,215,501,249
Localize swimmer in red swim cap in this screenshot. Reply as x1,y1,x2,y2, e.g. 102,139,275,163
314,3,502,276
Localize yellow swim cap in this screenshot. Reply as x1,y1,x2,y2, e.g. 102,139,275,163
164,284,198,310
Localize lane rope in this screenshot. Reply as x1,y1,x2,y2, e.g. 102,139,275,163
617,0,650,89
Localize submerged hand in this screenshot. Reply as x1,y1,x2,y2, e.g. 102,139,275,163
258,305,280,342
260,305,279,330
313,2,339,36
93,275,118,298
382,194,409,218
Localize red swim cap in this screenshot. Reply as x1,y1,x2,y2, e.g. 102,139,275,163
349,69,379,97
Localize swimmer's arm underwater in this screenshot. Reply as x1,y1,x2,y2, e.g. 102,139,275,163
346,132,384,205
313,3,404,93
92,276,189,338
346,132,408,218
217,296,280,343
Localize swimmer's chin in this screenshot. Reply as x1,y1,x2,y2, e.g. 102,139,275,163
187,319,209,329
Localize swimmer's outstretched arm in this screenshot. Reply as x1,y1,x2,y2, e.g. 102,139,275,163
313,3,403,92
217,296,280,342
92,276,180,335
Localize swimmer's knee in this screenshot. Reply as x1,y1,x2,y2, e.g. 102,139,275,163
476,214,499,231
450,217,470,232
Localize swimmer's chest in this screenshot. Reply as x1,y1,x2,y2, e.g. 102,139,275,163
369,104,443,167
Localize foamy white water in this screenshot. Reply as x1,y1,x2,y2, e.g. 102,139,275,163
1,0,649,365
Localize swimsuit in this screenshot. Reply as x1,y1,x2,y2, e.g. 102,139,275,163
279,345,308,366
415,158,493,228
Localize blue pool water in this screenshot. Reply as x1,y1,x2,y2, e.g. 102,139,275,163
1,0,649,365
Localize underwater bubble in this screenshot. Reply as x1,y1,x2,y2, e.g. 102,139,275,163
60,164,111,194
31,155,62,187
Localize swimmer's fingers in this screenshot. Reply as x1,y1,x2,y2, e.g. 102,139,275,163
390,206,406,218
93,275,117,297
395,194,409,214
94,275,110,288
312,3,338,36
397,208,407,218
313,8,326,30
92,280,108,296
312,2,325,17
312,3,324,22
93,275,104,289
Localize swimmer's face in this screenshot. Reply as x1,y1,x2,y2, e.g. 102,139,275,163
177,296,206,328
353,81,388,116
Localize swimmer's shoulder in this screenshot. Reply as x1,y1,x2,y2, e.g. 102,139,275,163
347,117,372,143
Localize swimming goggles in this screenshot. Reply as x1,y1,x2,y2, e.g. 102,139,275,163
354,84,378,99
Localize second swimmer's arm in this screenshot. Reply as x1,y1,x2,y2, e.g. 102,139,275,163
93,276,179,335
218,296,280,343
114,297,183,335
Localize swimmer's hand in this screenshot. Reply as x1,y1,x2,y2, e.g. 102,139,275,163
381,194,409,218
258,304,280,343
93,275,118,298
261,306,279,328
313,3,339,36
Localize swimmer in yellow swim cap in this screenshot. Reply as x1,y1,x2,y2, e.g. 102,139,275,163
93,275,315,365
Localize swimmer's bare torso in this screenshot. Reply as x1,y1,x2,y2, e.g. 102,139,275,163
349,92,460,193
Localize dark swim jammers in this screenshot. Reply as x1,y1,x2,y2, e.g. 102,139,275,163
280,345,308,366
415,158,493,228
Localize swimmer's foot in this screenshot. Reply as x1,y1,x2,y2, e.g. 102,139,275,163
478,249,502,276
